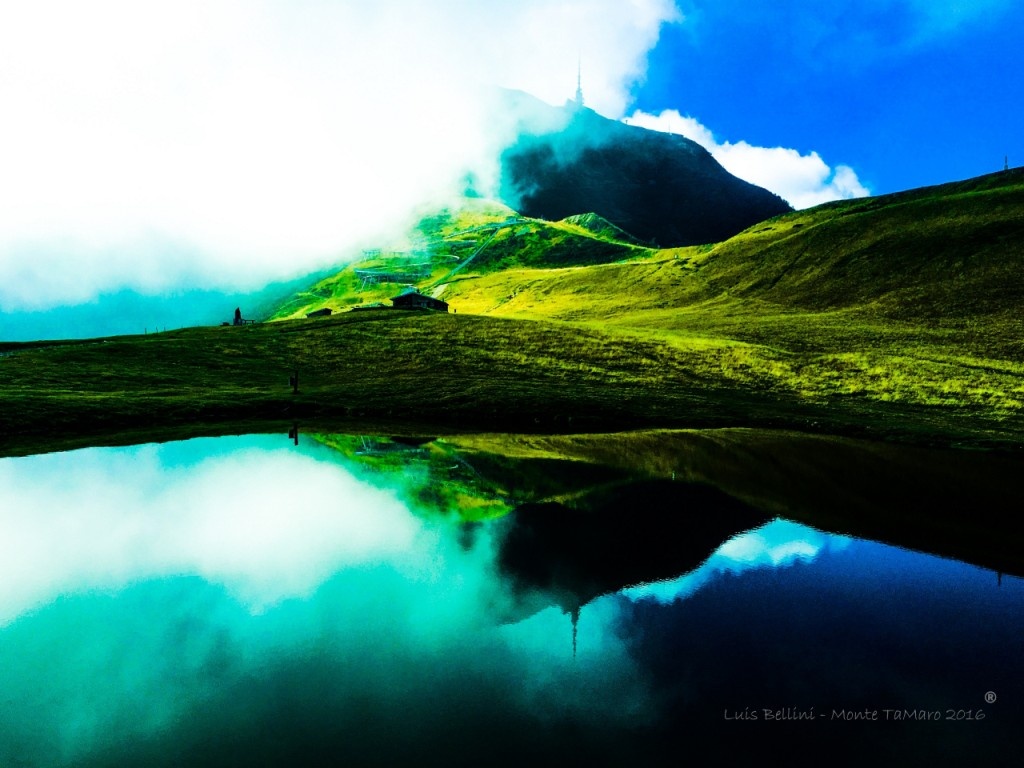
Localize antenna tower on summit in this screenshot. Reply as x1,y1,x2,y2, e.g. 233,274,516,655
575,56,584,108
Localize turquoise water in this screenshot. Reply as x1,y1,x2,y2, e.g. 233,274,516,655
0,436,1020,767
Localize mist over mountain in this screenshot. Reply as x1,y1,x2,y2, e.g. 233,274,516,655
0,271,330,342
496,90,792,246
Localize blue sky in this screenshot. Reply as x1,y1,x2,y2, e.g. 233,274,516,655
632,0,1022,195
0,0,1019,334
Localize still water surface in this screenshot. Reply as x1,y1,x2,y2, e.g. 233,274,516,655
0,434,1020,767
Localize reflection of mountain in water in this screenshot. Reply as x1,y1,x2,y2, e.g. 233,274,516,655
312,433,638,521
450,429,1024,584
498,479,771,613
315,428,1023,596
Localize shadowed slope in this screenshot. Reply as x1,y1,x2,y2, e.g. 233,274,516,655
497,90,792,246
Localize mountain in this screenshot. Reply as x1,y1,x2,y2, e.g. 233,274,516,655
270,199,653,320
496,90,792,247
426,168,1024,431
457,168,1024,349
4,170,1023,457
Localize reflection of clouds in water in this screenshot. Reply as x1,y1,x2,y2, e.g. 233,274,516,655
497,601,651,724
0,438,421,624
0,437,650,768
623,519,850,605
716,519,840,565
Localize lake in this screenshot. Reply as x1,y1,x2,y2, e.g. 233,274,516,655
1,431,1021,767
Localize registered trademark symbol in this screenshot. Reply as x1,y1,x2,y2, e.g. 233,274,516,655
984,691,997,704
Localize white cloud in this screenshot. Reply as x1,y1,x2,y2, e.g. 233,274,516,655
0,435,653,765
623,109,869,209
0,439,425,623
905,0,1015,42
0,0,680,310
623,519,851,605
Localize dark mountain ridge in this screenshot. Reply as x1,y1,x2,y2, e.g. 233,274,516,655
496,90,792,247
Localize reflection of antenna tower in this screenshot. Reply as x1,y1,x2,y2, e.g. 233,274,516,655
575,56,584,109
570,604,580,660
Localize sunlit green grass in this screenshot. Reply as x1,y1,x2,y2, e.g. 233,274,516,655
3,305,1022,458
272,199,654,320
3,170,1023,454
428,169,1024,419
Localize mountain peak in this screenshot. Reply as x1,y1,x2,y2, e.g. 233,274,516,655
497,92,792,247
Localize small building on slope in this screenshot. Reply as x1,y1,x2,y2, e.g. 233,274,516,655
391,288,449,312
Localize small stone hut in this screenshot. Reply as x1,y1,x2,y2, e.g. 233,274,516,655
391,288,449,312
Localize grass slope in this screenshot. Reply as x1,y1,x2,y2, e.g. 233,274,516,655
273,199,652,321
2,170,1023,454
437,169,1024,417
558,213,646,245
2,306,1021,457
446,168,1024,327
0,310,812,455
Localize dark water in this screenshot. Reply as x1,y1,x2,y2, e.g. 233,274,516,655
0,434,1021,767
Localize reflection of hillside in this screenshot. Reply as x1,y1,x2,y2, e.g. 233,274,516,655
454,429,1024,579
312,434,638,521
498,479,771,613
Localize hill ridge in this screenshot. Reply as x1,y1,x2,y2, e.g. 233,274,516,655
558,213,645,245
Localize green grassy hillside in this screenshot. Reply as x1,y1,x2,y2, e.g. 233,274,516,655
2,170,1023,455
558,213,646,245
685,169,1024,322
273,199,652,320
2,304,1021,457
444,168,1024,328
434,169,1024,414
